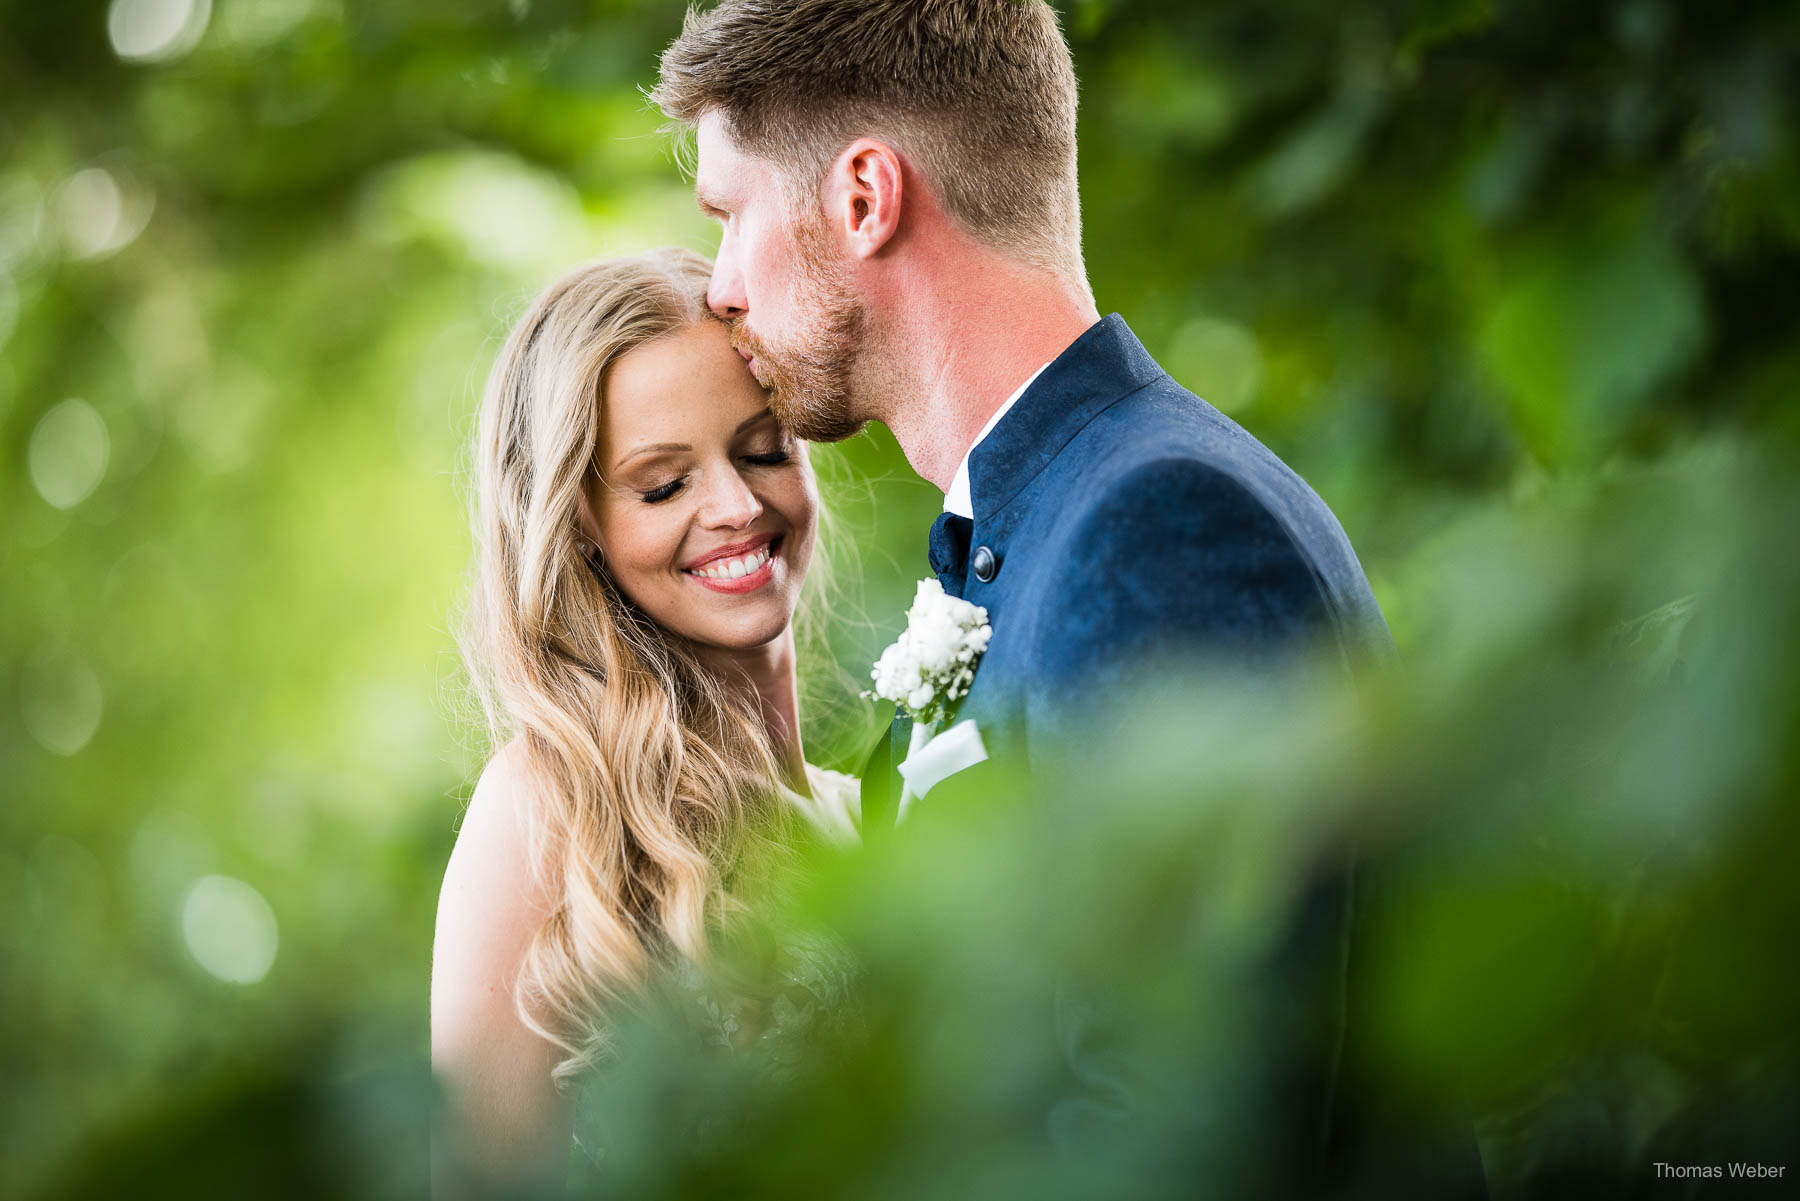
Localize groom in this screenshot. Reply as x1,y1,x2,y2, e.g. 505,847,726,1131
652,0,1395,801
653,2,1483,1194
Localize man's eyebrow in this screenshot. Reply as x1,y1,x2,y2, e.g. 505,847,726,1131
694,186,726,216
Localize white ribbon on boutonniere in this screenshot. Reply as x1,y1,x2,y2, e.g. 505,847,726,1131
896,717,988,820
864,579,993,819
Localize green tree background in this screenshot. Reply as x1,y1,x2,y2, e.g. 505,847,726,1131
2,1,1797,1197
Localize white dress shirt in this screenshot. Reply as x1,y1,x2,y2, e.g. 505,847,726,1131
942,363,1050,519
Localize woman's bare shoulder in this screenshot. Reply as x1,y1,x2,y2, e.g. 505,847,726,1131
431,742,573,1194
431,740,555,1054
441,740,545,917
455,739,538,850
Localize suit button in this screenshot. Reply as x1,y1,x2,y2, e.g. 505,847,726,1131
971,545,998,583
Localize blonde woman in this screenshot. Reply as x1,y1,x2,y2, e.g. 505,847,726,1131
430,250,859,1197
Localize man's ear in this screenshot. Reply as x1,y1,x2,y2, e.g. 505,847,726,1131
826,138,904,259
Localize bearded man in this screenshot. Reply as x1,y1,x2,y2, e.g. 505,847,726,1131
652,3,1485,1195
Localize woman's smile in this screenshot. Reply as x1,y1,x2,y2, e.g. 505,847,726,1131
683,533,784,594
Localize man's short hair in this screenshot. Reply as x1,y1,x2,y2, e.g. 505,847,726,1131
652,0,1084,280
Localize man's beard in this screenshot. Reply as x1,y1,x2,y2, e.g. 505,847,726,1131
729,213,868,444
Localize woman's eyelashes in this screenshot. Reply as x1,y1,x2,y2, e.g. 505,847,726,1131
635,448,793,505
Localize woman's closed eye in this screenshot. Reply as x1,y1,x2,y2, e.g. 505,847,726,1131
636,449,790,504
640,476,686,504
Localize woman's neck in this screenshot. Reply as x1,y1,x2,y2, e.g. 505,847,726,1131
694,632,807,794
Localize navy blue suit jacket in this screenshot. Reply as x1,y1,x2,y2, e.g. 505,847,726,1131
860,315,1485,1194
956,312,1391,755
861,312,1393,818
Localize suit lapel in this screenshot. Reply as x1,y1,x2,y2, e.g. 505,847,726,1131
965,313,1164,524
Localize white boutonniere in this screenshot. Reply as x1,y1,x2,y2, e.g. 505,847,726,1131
866,579,992,724
865,579,993,813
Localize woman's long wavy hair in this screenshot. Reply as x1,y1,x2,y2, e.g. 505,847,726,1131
460,249,801,1084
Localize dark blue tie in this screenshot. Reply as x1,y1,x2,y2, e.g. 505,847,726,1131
928,511,975,599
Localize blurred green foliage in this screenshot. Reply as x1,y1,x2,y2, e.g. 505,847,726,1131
2,0,1797,1197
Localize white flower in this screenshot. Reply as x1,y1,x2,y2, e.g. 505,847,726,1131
864,579,993,726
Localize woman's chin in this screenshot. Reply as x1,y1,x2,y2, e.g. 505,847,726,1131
682,606,795,656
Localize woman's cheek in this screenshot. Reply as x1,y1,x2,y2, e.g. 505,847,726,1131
777,470,819,576
602,507,687,584
780,458,818,514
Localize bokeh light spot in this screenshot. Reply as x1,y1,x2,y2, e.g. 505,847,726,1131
108,0,212,63
357,150,597,274
20,652,104,757
56,166,152,260
1164,317,1264,414
57,169,121,258
180,874,278,984
29,398,111,509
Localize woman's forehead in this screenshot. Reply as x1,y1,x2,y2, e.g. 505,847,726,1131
602,324,771,454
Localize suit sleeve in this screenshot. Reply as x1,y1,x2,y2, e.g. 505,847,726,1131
1022,456,1340,744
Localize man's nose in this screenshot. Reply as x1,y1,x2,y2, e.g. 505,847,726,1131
707,247,747,321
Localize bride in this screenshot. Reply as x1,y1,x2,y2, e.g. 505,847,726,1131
430,249,859,1197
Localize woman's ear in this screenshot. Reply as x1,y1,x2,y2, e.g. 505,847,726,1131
576,497,604,564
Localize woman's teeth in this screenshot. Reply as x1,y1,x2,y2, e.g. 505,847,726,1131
690,545,773,581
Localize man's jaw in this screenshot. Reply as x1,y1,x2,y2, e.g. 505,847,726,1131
727,307,870,443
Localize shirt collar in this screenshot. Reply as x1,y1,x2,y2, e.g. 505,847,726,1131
942,363,1050,519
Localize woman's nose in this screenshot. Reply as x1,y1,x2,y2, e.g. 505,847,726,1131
699,469,762,529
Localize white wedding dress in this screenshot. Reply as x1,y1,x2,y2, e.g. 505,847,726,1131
786,761,862,846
